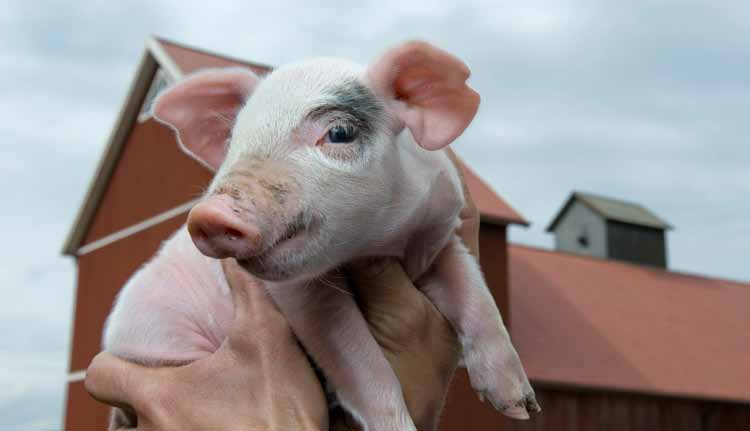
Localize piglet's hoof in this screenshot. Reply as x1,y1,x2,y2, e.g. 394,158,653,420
464,336,541,420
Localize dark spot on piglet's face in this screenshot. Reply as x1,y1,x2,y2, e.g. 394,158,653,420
308,79,385,141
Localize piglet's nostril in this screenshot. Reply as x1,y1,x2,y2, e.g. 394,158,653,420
224,228,243,241
187,198,263,259
192,226,209,243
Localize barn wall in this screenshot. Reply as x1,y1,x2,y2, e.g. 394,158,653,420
64,380,111,431
68,216,189,372
82,118,212,245
64,118,213,430
64,215,189,430
606,220,667,268
502,387,750,431
553,201,607,258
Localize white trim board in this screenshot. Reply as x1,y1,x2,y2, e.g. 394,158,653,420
68,370,86,383
76,199,199,256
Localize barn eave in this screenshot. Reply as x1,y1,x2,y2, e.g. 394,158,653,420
62,37,172,256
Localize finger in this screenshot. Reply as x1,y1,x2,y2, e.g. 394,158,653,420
220,258,295,349
84,352,151,415
221,258,283,321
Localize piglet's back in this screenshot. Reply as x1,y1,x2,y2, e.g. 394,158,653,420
102,227,234,366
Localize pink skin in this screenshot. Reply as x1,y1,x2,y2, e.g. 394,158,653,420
103,41,538,431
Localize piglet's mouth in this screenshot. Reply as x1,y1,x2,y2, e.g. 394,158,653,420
256,212,317,258
236,212,322,281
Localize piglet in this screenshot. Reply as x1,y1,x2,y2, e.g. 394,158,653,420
103,41,538,430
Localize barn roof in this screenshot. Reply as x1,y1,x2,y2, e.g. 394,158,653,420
546,191,673,232
62,36,527,255
509,243,750,403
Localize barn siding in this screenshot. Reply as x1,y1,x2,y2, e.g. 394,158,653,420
606,220,667,268
64,216,188,431
501,387,750,431
82,118,212,245
552,201,608,258
64,381,112,431
68,215,188,372
479,224,509,322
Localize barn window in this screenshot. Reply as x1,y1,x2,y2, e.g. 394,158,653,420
577,228,589,247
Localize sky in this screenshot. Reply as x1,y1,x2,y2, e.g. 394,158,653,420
1,0,749,428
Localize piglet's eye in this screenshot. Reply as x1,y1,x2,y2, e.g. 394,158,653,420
326,125,358,144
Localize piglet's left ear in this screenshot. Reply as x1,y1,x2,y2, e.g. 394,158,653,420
366,41,480,150
152,68,260,171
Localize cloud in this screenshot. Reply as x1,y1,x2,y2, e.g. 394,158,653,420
0,1,172,427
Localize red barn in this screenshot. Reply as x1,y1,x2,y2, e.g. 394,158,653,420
62,37,750,430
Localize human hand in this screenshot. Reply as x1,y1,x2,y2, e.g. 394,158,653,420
85,258,328,431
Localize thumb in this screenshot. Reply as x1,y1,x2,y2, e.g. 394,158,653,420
220,258,294,349
85,352,155,415
221,258,274,318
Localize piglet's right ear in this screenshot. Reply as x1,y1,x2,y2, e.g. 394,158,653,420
152,68,260,171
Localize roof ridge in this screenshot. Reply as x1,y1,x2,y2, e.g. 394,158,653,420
508,242,750,286
547,190,672,231
575,190,650,209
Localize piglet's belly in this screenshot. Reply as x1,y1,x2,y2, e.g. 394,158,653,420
102,227,235,366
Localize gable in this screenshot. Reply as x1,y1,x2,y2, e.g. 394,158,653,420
79,119,212,250
553,200,608,257
548,191,672,233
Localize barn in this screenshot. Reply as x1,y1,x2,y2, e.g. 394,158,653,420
62,37,750,430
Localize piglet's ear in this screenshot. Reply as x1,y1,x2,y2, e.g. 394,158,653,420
152,68,260,171
366,41,480,151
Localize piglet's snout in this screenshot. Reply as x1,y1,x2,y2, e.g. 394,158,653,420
187,196,262,260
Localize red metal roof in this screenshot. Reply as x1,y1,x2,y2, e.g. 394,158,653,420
154,38,528,227
509,244,750,403
456,159,528,226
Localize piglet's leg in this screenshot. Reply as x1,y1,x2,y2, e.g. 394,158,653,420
419,236,540,419
266,277,416,431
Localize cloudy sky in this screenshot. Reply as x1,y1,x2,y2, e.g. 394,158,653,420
2,0,749,428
